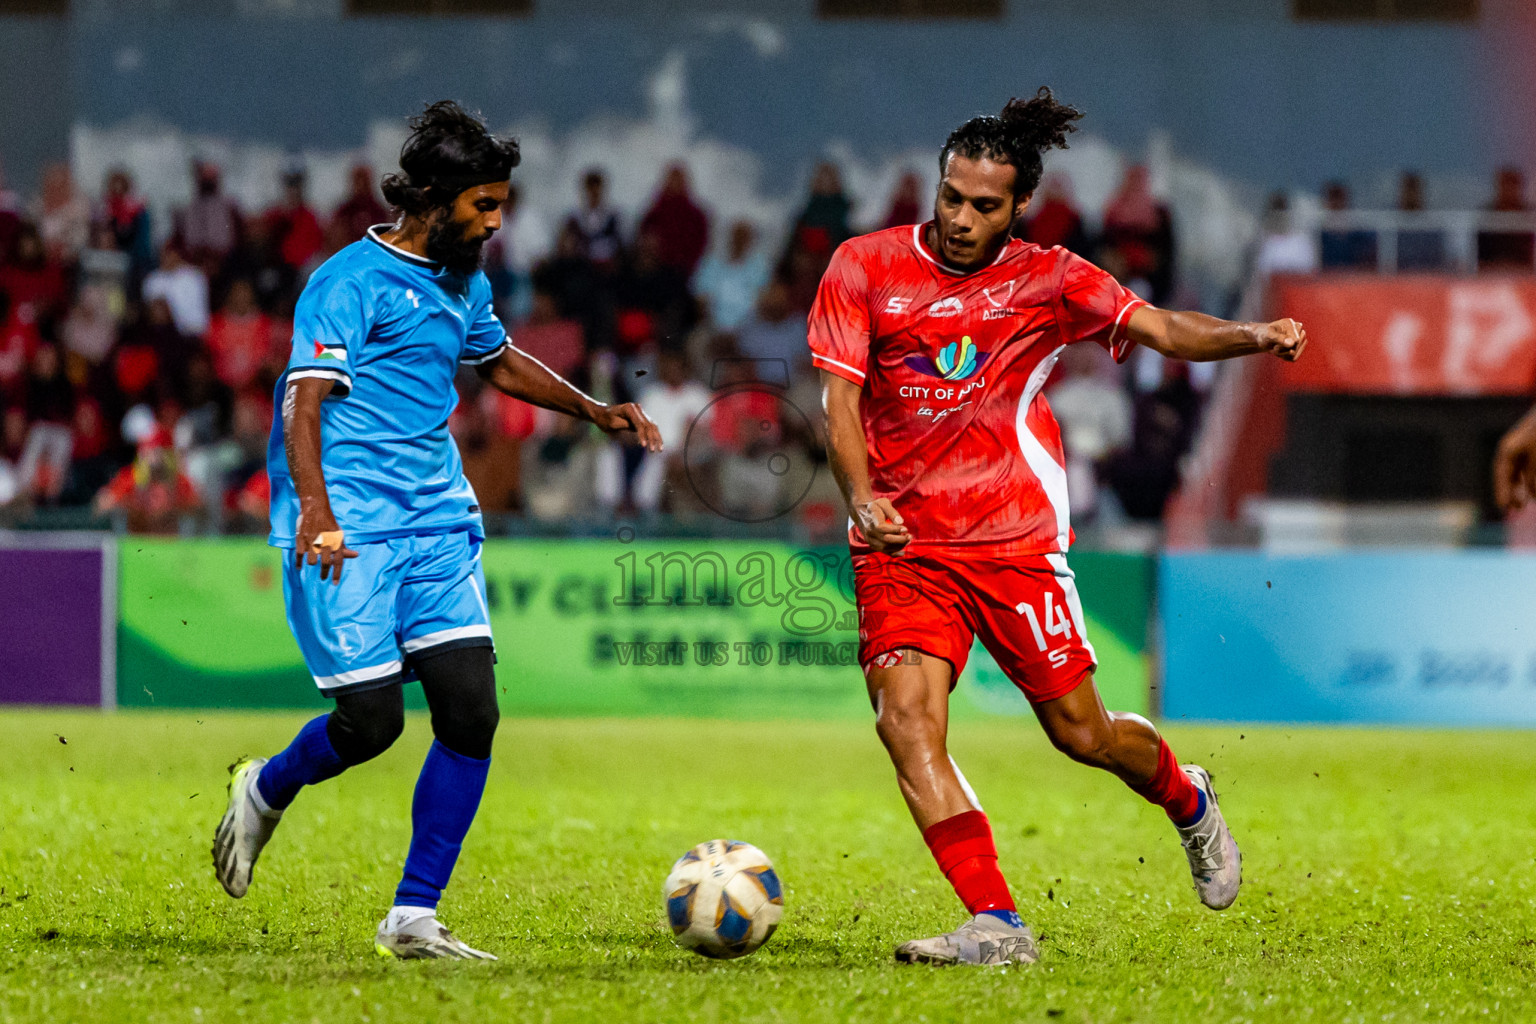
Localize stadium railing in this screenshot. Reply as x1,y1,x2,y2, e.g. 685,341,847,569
1291,209,1536,275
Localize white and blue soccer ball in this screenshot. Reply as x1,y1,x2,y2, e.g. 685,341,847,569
663,840,784,959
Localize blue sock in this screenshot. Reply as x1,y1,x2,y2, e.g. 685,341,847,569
256,714,346,811
393,740,491,910
1175,788,1208,829
980,909,1025,929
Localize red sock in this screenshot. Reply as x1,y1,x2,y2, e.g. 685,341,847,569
921,810,1016,916
1129,739,1202,825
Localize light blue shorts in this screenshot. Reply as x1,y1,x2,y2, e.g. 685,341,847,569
281,530,494,697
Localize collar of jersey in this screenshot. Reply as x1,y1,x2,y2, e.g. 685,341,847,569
911,222,1014,277
367,224,440,269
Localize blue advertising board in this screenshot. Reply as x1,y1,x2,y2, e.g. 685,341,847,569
1160,551,1536,725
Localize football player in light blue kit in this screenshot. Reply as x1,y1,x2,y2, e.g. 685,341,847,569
213,102,661,959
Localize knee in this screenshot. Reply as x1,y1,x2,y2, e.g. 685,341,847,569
433,699,499,760
1048,723,1113,769
874,695,941,754
328,697,404,765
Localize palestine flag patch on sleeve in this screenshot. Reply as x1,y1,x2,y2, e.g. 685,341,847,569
313,340,347,363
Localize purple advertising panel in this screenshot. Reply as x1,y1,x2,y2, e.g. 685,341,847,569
0,538,114,707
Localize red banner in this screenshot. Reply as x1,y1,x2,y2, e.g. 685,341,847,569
1273,275,1536,395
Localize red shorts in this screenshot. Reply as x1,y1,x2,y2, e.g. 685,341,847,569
852,550,1098,704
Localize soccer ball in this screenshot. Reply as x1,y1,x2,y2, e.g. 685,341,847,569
663,840,784,959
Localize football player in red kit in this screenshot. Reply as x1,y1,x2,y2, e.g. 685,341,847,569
810,89,1308,966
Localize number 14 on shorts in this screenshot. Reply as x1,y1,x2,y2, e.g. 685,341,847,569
1016,593,1074,668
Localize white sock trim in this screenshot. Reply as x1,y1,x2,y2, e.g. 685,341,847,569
246,765,281,819
384,906,437,931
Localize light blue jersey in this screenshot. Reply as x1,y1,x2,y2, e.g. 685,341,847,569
267,226,510,548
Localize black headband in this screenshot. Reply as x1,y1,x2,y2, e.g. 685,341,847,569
414,172,509,197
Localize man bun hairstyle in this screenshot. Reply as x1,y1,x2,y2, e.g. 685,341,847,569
940,87,1084,198
381,100,521,215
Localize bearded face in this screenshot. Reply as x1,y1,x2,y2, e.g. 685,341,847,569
424,206,493,275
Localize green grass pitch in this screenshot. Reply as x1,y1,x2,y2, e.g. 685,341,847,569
0,711,1533,1023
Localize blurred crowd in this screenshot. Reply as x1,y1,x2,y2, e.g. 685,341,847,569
0,152,1200,536
1255,167,1536,276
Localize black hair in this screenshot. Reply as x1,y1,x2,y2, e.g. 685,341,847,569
381,100,521,215
940,87,1083,199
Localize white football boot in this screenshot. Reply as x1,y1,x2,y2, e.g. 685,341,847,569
1176,765,1242,910
213,756,282,898
375,908,498,960
894,914,1040,966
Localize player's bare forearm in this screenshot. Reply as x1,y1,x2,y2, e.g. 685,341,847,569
283,376,336,525
820,369,910,552
821,371,873,508
1127,306,1307,363
284,375,357,582
479,346,601,421
478,347,663,452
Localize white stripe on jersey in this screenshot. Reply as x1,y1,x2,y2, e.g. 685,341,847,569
1014,345,1071,553
812,353,867,380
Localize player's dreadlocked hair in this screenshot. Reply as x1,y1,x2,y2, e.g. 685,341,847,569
380,100,521,215
940,88,1083,198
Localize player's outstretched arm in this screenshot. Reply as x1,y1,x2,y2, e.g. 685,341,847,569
285,376,358,584
1126,306,1307,364
1494,403,1536,511
820,370,911,553
478,347,662,452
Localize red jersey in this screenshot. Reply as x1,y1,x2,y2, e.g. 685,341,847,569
807,223,1146,557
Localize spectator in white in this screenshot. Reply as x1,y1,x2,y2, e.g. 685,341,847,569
174,161,242,274
1047,343,1132,522
598,349,712,513
735,280,808,376
1253,192,1318,278
564,168,623,267
32,163,90,262
141,241,210,338
693,220,769,332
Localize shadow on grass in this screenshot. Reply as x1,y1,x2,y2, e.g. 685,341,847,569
23,929,263,958
21,927,874,980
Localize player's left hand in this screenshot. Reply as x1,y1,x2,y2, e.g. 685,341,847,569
1494,404,1536,511
296,512,359,585
1259,318,1308,362
594,402,664,453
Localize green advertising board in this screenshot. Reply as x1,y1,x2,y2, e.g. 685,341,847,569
118,539,1151,717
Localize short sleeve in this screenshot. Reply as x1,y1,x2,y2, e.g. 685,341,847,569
807,243,872,385
1056,251,1148,364
286,272,370,398
461,278,510,366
